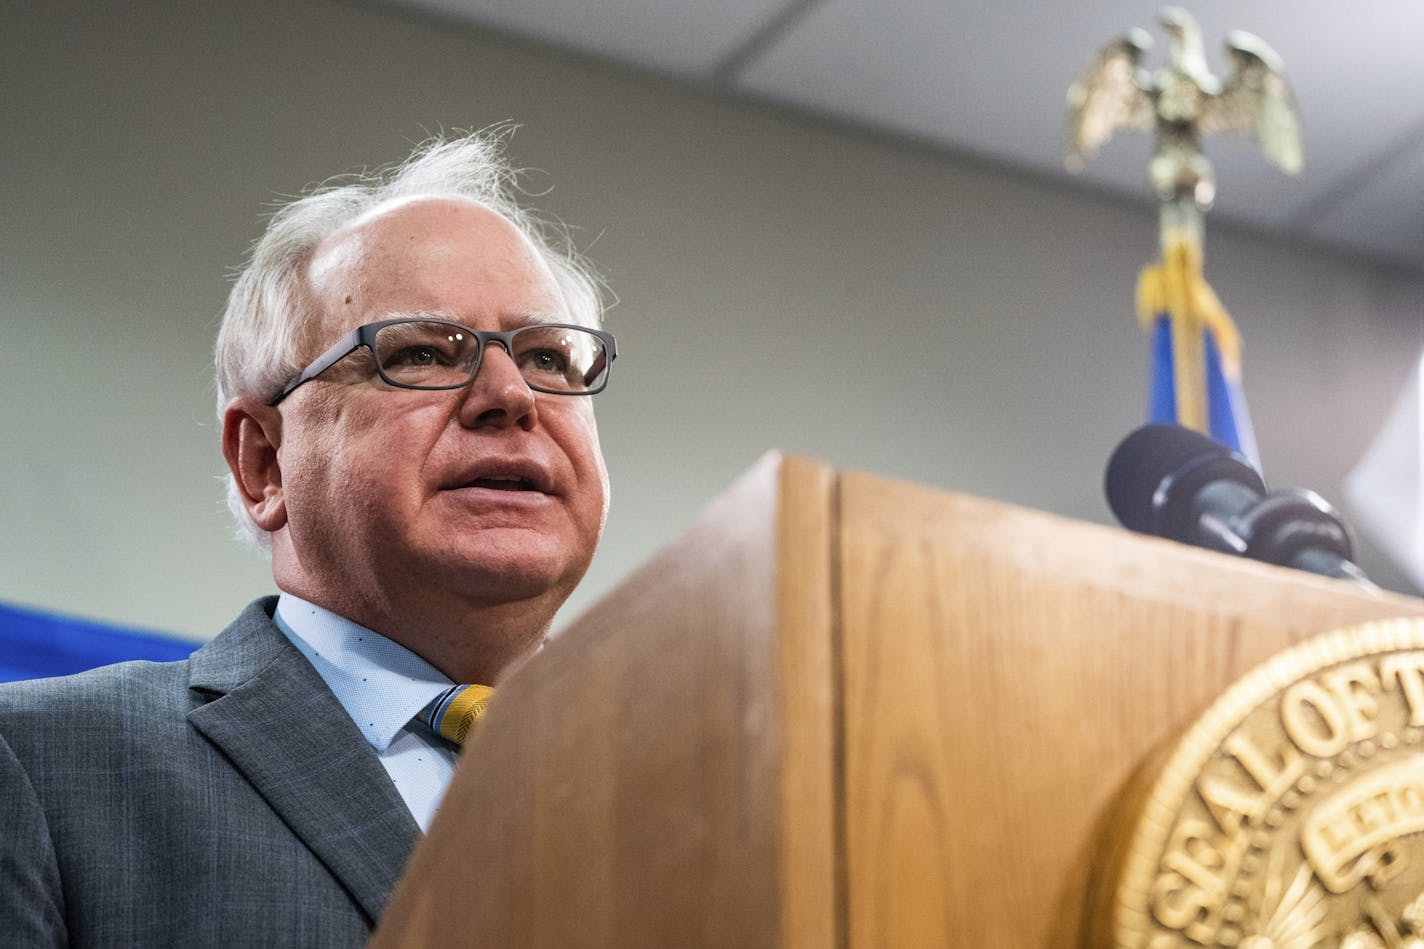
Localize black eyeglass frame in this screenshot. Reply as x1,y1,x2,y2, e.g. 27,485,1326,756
268,318,618,406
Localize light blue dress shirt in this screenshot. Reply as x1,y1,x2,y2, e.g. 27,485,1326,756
272,593,459,832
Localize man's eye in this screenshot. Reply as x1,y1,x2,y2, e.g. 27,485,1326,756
388,345,440,367
522,349,570,374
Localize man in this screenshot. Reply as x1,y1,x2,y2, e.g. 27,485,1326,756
0,131,616,945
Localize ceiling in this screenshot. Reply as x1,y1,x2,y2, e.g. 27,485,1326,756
376,0,1424,272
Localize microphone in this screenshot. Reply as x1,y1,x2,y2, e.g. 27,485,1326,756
1105,424,1375,588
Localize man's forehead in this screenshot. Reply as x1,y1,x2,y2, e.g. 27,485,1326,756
299,195,576,348
353,193,501,231
307,197,555,298
311,196,518,266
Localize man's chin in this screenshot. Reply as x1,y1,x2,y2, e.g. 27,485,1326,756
423,545,583,607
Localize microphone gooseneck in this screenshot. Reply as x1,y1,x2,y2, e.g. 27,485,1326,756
1105,424,1375,588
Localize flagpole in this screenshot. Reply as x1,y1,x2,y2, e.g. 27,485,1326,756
1065,7,1301,466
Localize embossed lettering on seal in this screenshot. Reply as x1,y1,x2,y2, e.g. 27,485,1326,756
1096,618,1424,948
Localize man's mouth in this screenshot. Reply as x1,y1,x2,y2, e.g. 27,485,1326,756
466,475,538,492
445,459,554,495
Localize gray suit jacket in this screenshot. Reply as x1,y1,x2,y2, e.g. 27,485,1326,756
0,597,422,947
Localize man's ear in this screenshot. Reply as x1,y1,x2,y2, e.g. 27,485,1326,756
221,397,287,533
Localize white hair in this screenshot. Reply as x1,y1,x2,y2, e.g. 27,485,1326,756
215,129,604,550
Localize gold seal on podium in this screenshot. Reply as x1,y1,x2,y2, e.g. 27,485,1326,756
1095,617,1424,947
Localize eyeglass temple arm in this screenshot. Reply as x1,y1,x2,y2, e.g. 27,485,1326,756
268,326,367,406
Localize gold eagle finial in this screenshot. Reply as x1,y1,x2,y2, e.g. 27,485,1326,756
1066,7,1302,247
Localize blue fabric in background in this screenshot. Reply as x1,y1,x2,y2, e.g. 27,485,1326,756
0,601,196,682
1147,314,1261,469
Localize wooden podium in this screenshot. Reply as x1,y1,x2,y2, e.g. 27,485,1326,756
371,455,1424,948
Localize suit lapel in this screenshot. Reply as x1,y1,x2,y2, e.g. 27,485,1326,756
187,600,422,923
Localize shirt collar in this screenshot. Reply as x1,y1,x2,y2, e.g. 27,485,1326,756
272,592,453,753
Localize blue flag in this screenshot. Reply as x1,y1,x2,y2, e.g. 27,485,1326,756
1137,237,1260,467
0,601,196,683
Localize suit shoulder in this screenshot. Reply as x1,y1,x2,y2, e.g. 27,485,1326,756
0,597,281,727
0,659,192,726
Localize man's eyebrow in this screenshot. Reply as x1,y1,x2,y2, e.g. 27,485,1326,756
505,309,569,328
382,309,457,323
379,309,571,328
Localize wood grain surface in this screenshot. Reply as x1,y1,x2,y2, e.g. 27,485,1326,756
835,470,1424,948
372,453,836,947
371,455,1424,948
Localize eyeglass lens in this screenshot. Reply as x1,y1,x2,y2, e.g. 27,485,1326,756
374,321,609,393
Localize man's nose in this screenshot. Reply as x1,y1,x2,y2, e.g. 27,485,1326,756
456,341,537,429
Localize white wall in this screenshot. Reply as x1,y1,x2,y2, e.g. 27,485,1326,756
3,0,1421,641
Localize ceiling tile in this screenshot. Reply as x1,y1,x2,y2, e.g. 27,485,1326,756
382,0,792,77
732,0,1424,259
370,0,1424,270
1300,133,1424,269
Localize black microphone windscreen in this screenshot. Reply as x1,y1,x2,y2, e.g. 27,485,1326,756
1105,424,1264,536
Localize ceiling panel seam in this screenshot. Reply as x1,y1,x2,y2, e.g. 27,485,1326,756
712,0,828,87
1286,117,1424,234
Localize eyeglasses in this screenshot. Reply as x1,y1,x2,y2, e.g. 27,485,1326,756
268,318,617,406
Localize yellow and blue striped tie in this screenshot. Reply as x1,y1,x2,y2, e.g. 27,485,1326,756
420,684,495,747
